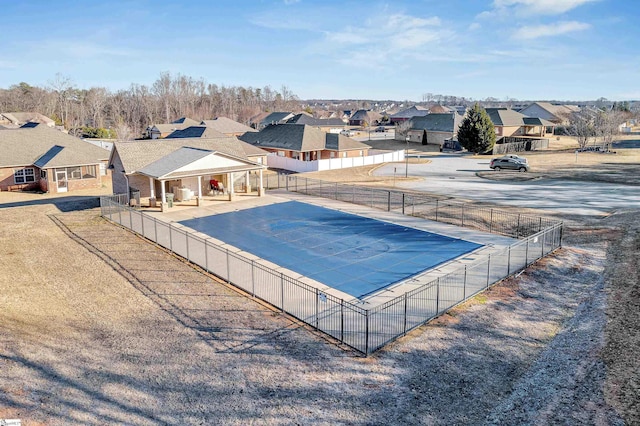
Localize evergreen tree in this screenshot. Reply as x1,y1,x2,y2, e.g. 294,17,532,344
457,103,496,154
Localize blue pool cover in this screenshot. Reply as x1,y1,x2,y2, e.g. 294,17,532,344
179,201,482,299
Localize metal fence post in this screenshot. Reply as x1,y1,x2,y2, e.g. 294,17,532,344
365,310,369,355
387,191,391,212
436,278,440,314
539,217,542,232
489,209,493,233
435,199,439,222
403,292,408,335
335,182,338,200
507,246,511,275
118,205,122,224
516,214,521,238
402,193,405,215
340,299,344,343
315,287,319,327
486,254,491,288
541,231,545,257
463,265,467,300
226,249,230,283
461,204,465,227
153,217,158,243
129,208,133,229
181,231,187,261
141,212,145,237
205,240,209,272
281,273,285,312
169,224,173,252
525,239,530,265
251,260,255,297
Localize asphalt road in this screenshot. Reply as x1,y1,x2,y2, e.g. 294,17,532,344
373,154,640,216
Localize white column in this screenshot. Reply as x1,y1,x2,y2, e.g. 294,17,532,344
160,180,166,206
149,177,155,199
258,169,264,196
197,175,202,206
228,172,234,200
245,170,251,193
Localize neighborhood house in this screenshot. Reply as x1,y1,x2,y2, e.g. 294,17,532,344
0,126,110,193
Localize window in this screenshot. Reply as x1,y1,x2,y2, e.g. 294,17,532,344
82,165,97,179
66,166,81,180
41,170,47,179
14,168,35,184
100,163,107,176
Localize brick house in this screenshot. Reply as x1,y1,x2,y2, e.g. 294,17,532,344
0,126,110,193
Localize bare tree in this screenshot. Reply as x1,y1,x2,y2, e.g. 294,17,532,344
569,110,596,150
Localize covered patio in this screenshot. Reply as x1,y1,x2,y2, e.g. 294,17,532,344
132,146,266,211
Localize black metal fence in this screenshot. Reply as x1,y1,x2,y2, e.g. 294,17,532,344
100,177,562,355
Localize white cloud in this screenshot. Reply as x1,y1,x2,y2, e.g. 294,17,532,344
487,0,600,16
468,22,481,31
513,21,591,39
324,13,450,51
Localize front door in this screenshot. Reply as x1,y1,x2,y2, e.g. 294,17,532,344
56,170,67,193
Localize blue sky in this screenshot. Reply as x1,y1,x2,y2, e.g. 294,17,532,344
1,0,638,101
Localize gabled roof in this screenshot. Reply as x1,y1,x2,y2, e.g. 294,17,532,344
172,117,200,126
200,117,257,134
261,112,295,126
1,112,55,126
349,109,382,122
138,147,212,178
111,137,256,173
409,113,461,132
390,106,429,119
428,105,453,114
239,124,370,152
166,126,227,139
486,108,555,127
0,126,109,168
521,102,580,117
285,114,345,126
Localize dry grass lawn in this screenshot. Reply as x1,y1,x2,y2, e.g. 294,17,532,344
0,143,638,424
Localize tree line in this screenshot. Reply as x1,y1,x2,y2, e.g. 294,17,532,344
0,73,301,138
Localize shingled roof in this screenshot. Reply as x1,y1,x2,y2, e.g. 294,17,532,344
409,113,462,132
111,137,261,173
239,124,370,152
486,108,554,127
200,117,257,135
285,114,345,127
0,126,108,168
166,126,228,139
390,106,429,119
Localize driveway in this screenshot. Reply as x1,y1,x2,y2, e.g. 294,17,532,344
373,154,640,216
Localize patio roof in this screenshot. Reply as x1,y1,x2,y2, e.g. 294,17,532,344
137,146,264,180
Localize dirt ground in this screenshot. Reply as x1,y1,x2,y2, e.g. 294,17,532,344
0,144,638,424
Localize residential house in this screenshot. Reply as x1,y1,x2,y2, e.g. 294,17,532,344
285,113,346,132
146,117,200,139
0,112,56,128
239,124,370,162
405,113,463,148
166,126,227,139
485,108,555,140
389,106,429,124
0,125,110,193
518,102,580,125
166,126,268,165
258,112,296,129
108,137,268,205
348,110,382,127
200,117,257,136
